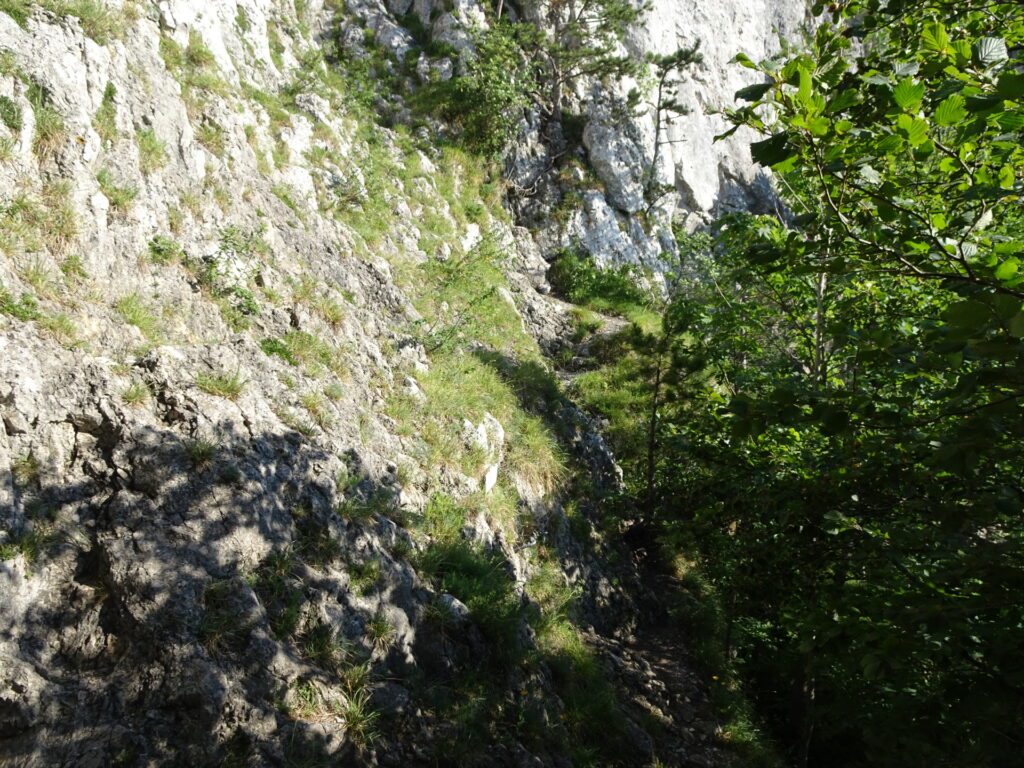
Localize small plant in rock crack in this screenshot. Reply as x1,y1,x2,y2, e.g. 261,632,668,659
93,82,117,145
185,226,264,316
423,594,459,640
0,523,56,565
199,580,253,652
298,619,350,671
365,611,394,652
147,235,182,265
184,437,218,468
339,688,379,747
113,293,162,340
299,392,334,429
39,312,78,346
252,548,305,640
0,285,40,321
294,510,343,567
96,167,138,212
28,82,66,160
136,127,168,174
195,368,247,399
323,382,344,401
121,379,151,406
11,452,41,488
346,556,382,596
334,494,377,521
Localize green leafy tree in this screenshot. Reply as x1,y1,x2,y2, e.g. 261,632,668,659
634,2,1024,765
447,1,1024,763
641,42,704,202
433,20,538,157
522,0,647,140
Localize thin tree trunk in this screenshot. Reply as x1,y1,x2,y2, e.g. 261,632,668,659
797,655,816,768
814,271,828,389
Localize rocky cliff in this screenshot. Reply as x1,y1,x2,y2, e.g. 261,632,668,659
0,0,804,765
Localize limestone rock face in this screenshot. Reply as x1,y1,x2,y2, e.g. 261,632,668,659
510,0,810,272
628,0,813,221
0,0,801,764
582,97,647,214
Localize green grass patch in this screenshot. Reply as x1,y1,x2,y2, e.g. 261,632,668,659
0,94,22,133
28,83,66,160
136,127,167,173
113,292,161,340
96,167,138,213
196,368,246,399
93,82,117,144
387,351,563,493
40,0,128,45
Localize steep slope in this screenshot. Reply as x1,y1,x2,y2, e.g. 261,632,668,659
0,0,800,765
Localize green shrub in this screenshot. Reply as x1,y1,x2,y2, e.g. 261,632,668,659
547,248,649,318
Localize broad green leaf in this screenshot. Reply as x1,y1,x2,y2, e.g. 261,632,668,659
965,94,1003,113
896,113,929,146
826,89,861,113
973,37,1008,68
807,115,831,136
933,94,967,126
922,22,949,53
995,258,1019,280
998,164,1015,190
996,72,1024,101
798,68,813,106
859,165,881,184
750,131,795,168
950,39,972,65
996,112,1024,131
1008,313,1024,338
876,134,905,154
736,82,773,101
944,300,991,329
893,61,920,78
893,78,925,111
733,52,757,69
713,124,742,142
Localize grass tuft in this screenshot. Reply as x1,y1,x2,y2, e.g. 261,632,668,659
196,368,246,399
113,293,161,340
93,82,117,144
136,127,167,173
184,436,218,468
96,167,138,213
